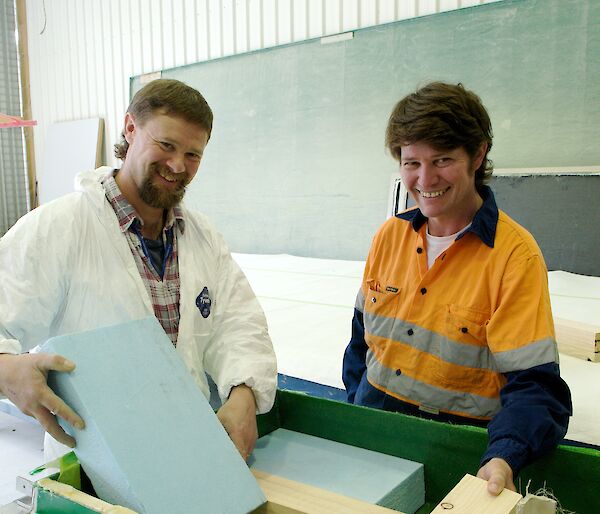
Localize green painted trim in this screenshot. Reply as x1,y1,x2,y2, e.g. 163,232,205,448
257,393,282,437
35,489,97,514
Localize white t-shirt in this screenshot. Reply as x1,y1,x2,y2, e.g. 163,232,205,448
426,223,472,269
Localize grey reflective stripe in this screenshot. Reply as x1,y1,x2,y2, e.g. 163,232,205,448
355,289,365,311
366,349,501,418
364,311,498,371
493,337,558,373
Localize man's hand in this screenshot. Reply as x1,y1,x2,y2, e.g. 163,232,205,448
216,384,258,461
0,353,84,447
477,457,516,495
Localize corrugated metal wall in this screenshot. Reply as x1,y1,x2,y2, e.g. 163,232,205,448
25,0,500,180
1,0,29,234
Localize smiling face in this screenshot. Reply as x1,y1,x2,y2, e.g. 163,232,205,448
117,111,209,215
400,141,486,236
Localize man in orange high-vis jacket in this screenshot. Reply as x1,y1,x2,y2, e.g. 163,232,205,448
342,82,571,496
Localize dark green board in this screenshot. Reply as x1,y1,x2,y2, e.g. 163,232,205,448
131,0,600,263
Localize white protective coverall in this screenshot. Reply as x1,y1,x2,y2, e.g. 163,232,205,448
0,167,277,455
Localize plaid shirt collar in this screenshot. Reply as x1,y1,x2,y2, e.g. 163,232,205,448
101,170,185,235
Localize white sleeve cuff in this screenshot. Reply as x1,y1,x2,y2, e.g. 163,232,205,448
219,376,277,415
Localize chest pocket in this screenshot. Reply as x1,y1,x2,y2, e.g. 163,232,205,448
363,286,402,338
446,304,489,347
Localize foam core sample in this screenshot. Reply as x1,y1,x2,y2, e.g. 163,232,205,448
250,428,425,514
41,317,265,514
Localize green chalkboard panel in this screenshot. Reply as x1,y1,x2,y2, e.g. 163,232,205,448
131,0,600,263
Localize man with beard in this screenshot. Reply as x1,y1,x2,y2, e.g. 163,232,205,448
0,79,277,462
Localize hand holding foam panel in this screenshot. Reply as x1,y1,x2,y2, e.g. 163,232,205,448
41,317,266,514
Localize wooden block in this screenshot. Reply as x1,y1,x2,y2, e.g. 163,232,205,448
554,317,600,362
430,474,522,514
41,317,266,514
249,428,424,513
252,469,403,514
549,271,600,362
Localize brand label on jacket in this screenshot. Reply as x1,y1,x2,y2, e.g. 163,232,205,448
196,287,212,318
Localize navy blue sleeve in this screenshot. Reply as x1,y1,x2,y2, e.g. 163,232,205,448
342,308,368,403
480,362,572,475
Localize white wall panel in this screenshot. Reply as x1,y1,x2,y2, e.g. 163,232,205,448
398,0,418,19
358,0,377,27
276,0,293,45
291,0,308,41
306,0,323,38
247,0,264,50
377,0,398,25
341,0,358,31
25,0,500,188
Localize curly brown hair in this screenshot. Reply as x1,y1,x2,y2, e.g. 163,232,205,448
114,79,213,160
385,82,493,192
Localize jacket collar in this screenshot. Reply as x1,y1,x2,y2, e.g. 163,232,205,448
395,185,498,248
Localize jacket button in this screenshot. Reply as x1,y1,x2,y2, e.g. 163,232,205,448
371,297,376,303
416,247,423,254
407,329,414,336
461,327,468,333
395,369,402,376
420,287,427,295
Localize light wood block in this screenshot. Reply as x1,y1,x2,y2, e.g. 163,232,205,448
252,470,403,514
548,270,600,363
430,475,522,514
36,478,136,513
250,428,424,513
41,317,265,514
516,493,556,514
554,317,600,362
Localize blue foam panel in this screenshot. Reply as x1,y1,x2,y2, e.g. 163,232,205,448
250,429,424,514
41,317,265,514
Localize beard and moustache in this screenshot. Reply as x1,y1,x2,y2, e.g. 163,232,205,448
139,163,188,209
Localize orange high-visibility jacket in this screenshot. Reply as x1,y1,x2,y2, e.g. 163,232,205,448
354,192,558,420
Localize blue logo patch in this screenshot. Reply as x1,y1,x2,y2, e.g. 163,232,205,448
196,287,212,318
